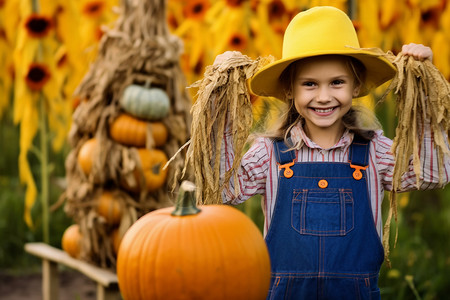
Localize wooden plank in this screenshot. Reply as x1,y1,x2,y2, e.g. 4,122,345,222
42,259,59,300
25,242,118,287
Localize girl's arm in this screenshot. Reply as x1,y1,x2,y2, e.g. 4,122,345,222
379,124,450,192
380,44,450,191
220,134,271,205
210,51,270,204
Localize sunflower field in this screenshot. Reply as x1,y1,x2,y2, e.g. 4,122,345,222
1,0,450,299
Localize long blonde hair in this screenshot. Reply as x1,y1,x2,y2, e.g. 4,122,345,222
264,55,381,144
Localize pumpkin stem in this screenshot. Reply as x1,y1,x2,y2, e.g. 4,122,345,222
171,181,201,216
144,79,152,89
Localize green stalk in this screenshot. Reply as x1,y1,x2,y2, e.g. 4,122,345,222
32,0,48,243
39,93,49,243
171,181,201,216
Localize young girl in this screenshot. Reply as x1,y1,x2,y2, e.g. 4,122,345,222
213,6,450,300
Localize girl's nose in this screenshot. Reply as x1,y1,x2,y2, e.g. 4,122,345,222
317,87,332,102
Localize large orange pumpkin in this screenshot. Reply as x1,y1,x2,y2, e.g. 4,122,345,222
110,114,169,147
116,181,271,300
61,224,82,259
96,191,122,225
122,148,169,192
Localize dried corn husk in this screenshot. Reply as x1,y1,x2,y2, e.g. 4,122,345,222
176,54,273,204
375,49,450,266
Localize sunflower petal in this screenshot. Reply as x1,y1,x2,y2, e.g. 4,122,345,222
18,99,39,227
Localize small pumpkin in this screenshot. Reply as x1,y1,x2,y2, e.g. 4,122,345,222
122,148,169,193
120,84,170,121
61,224,82,259
148,122,169,147
117,181,271,300
96,191,122,225
109,114,168,147
77,138,97,175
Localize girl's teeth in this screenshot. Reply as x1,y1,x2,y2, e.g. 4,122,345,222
314,108,333,113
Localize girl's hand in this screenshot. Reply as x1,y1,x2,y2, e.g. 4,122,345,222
213,51,243,67
401,43,433,62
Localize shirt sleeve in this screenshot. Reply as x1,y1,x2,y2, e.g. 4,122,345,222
221,135,271,205
378,121,450,192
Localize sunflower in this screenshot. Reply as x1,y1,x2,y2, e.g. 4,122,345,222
228,32,247,51
249,1,283,57
226,0,246,8
12,1,66,228
183,0,210,20
420,4,443,30
24,14,53,38
25,63,51,91
267,0,285,21
81,0,106,18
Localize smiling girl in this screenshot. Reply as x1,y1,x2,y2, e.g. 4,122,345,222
281,55,363,148
212,6,450,300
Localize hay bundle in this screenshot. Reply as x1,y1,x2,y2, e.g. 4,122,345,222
378,50,450,265
61,0,191,268
175,53,273,204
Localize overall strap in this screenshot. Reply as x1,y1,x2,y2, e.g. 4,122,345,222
348,134,370,180
273,139,296,178
273,139,296,165
349,134,370,166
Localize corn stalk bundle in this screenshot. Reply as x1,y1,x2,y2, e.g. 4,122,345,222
377,49,450,266
178,54,273,204
61,0,191,268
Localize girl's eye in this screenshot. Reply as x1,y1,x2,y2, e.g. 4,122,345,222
331,79,345,86
302,81,316,87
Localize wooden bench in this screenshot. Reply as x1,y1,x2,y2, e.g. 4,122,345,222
25,242,121,300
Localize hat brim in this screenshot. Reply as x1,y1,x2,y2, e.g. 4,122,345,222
250,49,397,100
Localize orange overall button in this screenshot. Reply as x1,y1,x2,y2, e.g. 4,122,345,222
350,164,367,181
353,169,363,180
279,160,295,179
318,179,328,189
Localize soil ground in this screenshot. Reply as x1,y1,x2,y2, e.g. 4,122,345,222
0,270,97,300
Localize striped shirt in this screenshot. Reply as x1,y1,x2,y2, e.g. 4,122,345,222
221,121,450,237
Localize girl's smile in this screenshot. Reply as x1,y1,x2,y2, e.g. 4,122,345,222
292,55,360,147
309,106,338,116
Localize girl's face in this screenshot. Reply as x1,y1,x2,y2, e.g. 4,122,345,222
292,56,360,137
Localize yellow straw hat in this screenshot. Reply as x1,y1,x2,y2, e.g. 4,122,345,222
250,6,397,99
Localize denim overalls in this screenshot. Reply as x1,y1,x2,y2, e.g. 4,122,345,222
266,136,384,300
